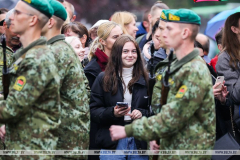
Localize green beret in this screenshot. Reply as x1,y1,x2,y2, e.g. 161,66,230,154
49,0,67,21
21,0,54,18
160,9,201,25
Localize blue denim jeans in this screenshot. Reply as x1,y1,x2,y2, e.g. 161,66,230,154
99,137,148,160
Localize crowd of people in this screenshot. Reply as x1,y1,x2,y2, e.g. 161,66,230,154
0,0,239,160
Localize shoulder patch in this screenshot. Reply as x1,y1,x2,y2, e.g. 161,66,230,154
175,85,187,98
13,76,26,91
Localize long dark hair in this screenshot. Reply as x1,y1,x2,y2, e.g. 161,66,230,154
222,12,240,70
103,35,148,95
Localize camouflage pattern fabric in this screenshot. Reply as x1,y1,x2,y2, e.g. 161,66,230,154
0,45,14,92
0,38,61,160
47,35,90,160
0,45,14,151
125,49,216,160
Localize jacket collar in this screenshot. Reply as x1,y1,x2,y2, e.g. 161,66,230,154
84,56,102,77
47,34,65,45
134,76,146,86
154,53,177,73
118,73,146,86
169,49,199,75
14,37,47,60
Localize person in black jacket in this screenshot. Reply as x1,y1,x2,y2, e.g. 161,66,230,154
84,21,123,88
84,21,123,160
90,35,149,160
195,40,230,140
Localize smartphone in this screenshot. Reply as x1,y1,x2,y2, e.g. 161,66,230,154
215,76,224,89
116,102,128,109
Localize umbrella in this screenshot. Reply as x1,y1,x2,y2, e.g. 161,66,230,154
205,6,240,40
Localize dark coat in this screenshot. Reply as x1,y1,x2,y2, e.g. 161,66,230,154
216,51,240,107
90,72,149,149
84,57,102,88
206,60,230,140
84,57,102,160
216,51,240,142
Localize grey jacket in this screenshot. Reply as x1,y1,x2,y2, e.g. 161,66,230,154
216,51,240,119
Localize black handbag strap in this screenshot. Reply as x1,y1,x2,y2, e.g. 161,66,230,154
230,105,236,137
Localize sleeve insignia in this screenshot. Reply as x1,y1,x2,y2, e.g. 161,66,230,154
175,85,187,98
13,76,26,91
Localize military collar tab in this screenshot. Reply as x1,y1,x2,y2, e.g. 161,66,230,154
169,49,199,74
14,38,47,60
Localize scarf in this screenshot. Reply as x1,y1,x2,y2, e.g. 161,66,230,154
95,48,108,71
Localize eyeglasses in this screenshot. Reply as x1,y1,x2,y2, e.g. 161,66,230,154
13,9,34,17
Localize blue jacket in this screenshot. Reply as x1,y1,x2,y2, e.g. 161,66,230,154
136,22,147,38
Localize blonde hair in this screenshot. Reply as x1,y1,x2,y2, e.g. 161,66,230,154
111,11,137,35
62,15,71,26
88,21,121,61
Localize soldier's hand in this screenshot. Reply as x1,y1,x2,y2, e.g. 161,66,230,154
127,109,142,119
150,140,160,154
114,106,131,118
109,125,127,141
0,125,5,142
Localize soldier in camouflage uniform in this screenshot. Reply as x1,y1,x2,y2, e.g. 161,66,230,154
0,9,21,92
0,45,14,92
0,44,13,151
41,1,90,159
0,0,61,159
110,9,216,160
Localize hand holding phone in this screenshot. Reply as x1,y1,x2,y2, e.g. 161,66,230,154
215,76,224,89
116,102,128,109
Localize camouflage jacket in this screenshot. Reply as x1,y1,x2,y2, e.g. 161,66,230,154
47,35,90,159
0,38,61,159
125,49,216,160
0,45,14,92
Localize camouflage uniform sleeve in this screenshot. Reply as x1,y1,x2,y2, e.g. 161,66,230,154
125,66,210,141
151,74,163,114
0,54,57,123
0,49,14,92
